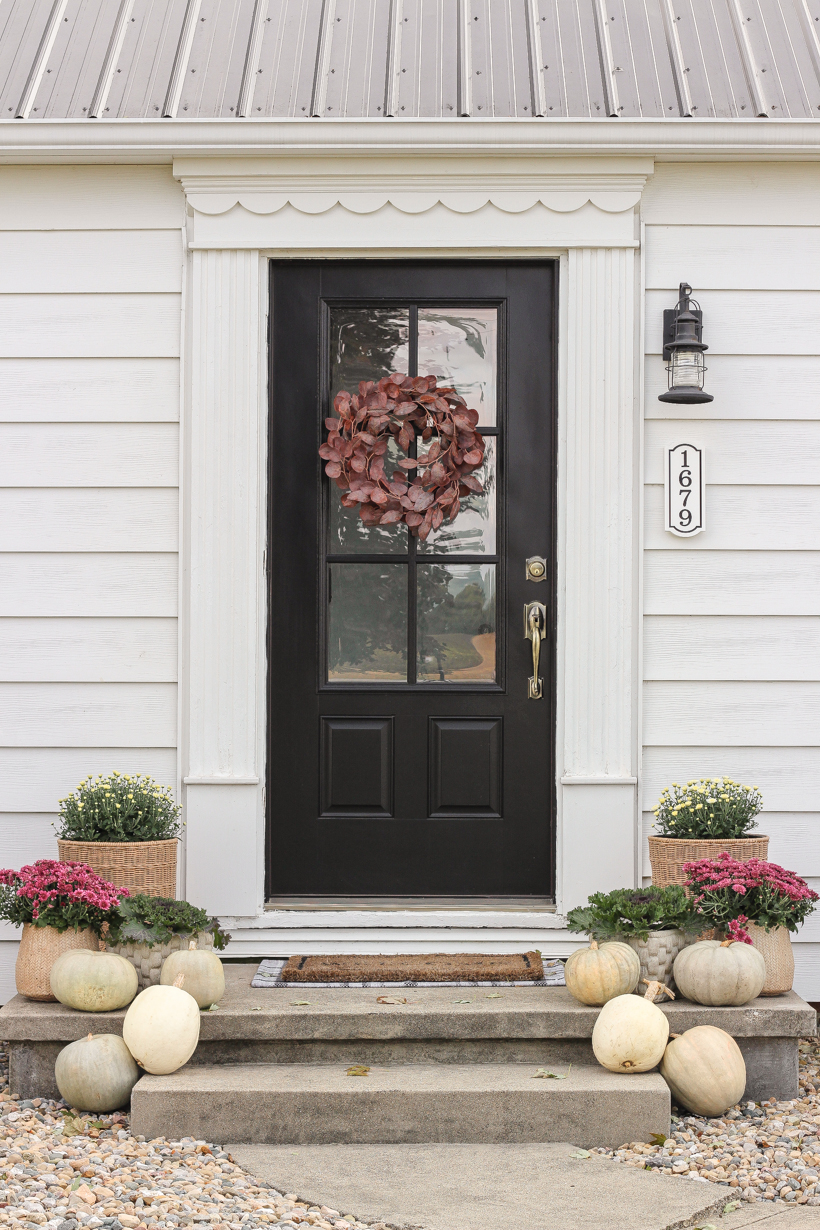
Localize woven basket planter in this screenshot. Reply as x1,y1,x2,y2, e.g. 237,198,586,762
105,931,214,991
16,923,99,1001
746,921,794,996
57,838,177,898
626,928,695,997
648,835,769,889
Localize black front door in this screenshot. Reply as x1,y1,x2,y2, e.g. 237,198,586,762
268,261,556,897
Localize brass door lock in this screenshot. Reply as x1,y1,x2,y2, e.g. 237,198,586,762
525,556,547,582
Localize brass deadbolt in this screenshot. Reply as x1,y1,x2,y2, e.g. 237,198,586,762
526,556,547,582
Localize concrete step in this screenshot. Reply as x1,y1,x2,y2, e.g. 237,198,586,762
130,1061,670,1148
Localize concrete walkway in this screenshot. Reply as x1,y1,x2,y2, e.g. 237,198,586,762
722,1207,820,1228
229,1142,737,1230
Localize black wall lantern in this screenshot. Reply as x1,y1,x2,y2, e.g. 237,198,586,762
658,282,714,404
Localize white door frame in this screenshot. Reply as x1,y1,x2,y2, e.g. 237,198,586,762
176,150,651,956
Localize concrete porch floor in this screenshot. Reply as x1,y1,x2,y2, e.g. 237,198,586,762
1,963,815,1105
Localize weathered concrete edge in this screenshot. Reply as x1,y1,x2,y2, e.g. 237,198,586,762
1,991,814,1041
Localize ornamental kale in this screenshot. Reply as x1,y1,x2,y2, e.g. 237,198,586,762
567,885,699,942
0,860,127,935
652,777,762,840
56,771,182,843
683,853,818,939
109,894,230,951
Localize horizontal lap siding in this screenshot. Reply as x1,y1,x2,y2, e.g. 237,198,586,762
642,164,820,995
0,166,184,1003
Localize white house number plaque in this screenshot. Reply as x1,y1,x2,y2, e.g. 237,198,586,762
665,443,705,537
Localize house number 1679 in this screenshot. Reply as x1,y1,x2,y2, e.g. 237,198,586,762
665,443,704,537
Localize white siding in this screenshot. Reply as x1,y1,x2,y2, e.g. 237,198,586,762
0,166,184,1002
642,162,820,998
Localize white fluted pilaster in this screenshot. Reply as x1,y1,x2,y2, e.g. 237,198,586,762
558,247,641,907
183,248,266,915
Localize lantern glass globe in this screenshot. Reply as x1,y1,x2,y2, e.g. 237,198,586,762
670,348,704,390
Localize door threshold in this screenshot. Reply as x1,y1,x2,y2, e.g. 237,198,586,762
265,896,556,913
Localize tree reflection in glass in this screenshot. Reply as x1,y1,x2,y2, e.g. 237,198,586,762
328,563,407,681
328,308,410,555
417,564,496,683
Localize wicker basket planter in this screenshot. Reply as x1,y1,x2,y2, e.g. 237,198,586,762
57,838,177,898
105,931,214,990
16,923,99,1001
626,928,695,996
746,921,794,996
648,835,769,889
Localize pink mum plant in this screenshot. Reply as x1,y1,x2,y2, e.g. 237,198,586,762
683,852,818,942
0,859,128,934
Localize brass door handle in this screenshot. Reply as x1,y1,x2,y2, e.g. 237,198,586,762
524,602,546,700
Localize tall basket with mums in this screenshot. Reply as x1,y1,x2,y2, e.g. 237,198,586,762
56,772,181,898
0,860,127,1000
648,777,768,888
684,853,818,995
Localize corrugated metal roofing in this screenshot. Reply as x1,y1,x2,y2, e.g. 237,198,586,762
2,0,820,122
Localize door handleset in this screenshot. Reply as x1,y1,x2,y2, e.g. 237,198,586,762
523,602,546,700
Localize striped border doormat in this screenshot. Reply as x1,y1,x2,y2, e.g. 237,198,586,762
251,956,566,989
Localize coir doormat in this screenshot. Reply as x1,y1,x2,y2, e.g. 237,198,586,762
251,952,567,989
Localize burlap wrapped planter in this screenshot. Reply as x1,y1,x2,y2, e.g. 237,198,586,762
57,838,178,898
16,923,99,1001
648,835,769,889
105,931,214,990
746,921,794,996
627,928,694,996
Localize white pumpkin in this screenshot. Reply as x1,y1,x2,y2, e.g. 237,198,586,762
565,940,640,1006
160,940,225,1008
660,1025,746,1116
592,992,670,1073
50,948,138,1012
122,979,200,1074
673,939,766,1007
55,1033,139,1112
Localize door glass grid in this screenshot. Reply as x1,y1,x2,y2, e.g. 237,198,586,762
326,304,500,686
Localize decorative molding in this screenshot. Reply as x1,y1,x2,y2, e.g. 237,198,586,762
183,775,260,784
184,190,643,217
561,775,638,785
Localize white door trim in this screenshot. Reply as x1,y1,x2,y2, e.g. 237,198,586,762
177,150,649,952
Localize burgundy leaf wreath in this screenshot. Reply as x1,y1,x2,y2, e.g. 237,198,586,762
320,373,486,541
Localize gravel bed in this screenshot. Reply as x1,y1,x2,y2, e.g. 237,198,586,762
0,1045,383,1230
598,1037,820,1205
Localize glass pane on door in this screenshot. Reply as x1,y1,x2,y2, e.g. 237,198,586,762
328,563,408,682
417,438,496,555
417,564,496,683
330,307,410,392
417,307,497,426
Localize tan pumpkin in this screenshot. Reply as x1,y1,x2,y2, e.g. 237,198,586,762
55,1033,139,1112
591,988,670,1073
660,1025,746,1116
160,939,225,1008
673,939,766,1007
50,948,138,1012
122,976,200,1074
565,940,640,1006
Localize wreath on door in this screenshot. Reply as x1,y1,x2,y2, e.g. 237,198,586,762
319,373,486,541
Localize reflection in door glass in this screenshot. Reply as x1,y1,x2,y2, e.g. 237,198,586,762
417,308,497,426
417,564,496,683
328,563,408,682
329,435,408,555
330,307,410,394
418,438,496,555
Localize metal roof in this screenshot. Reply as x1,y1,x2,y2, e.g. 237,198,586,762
2,0,820,122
